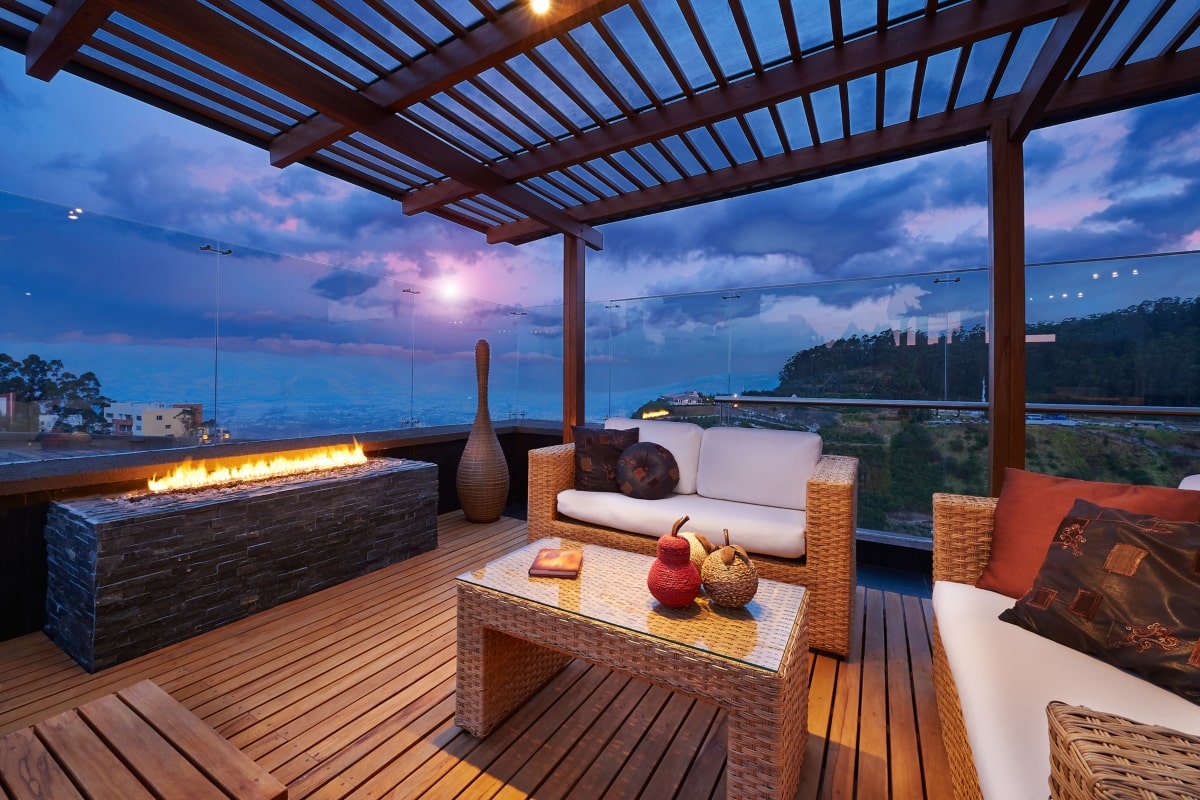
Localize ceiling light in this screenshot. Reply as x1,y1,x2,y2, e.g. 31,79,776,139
531,0,550,13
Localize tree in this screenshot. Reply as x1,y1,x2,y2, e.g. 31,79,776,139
0,353,110,433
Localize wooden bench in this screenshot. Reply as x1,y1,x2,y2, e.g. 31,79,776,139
0,679,286,800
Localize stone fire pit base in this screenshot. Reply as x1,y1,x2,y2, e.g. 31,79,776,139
44,457,437,672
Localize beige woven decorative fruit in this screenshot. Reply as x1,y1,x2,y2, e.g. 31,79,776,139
679,531,715,573
701,528,759,608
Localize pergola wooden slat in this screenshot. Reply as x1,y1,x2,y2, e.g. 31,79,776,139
5,0,1199,480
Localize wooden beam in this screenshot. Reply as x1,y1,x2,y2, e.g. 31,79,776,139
1008,0,1115,142
25,0,111,81
101,0,601,249
1042,44,1200,123
489,98,1006,244
563,235,586,441
987,116,1026,495
405,0,1069,215
271,0,627,168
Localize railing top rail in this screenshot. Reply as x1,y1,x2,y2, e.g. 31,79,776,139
713,396,1200,417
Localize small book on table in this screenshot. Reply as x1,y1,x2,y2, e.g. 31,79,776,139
529,548,582,578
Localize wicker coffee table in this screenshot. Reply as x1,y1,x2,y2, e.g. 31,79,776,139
456,537,809,800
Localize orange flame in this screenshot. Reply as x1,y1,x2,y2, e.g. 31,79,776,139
148,442,367,493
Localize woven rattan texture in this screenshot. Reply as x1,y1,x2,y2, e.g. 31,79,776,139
931,493,1200,800
526,443,857,657
931,619,985,800
455,542,809,799
930,493,996,800
1048,702,1200,800
460,539,805,670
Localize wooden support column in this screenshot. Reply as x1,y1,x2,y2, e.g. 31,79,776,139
562,235,586,441
987,117,1026,495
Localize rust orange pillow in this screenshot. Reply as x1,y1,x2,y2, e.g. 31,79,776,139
976,468,1200,599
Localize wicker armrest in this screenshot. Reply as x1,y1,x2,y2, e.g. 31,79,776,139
932,492,998,585
1048,702,1200,800
527,443,574,540
804,454,859,657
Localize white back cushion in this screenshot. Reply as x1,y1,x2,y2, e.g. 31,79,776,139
696,427,822,510
1180,474,1200,491
604,417,703,494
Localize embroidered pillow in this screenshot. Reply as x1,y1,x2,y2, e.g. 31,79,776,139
572,426,639,492
977,468,1200,598
616,442,680,500
999,499,1200,704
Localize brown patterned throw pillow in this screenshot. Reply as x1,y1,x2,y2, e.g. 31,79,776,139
1000,499,1200,704
572,426,639,492
616,441,679,500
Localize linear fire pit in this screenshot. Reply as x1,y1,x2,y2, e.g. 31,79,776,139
44,456,437,672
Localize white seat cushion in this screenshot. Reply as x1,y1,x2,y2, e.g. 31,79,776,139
696,427,822,510
604,417,703,495
556,489,806,558
933,581,1200,800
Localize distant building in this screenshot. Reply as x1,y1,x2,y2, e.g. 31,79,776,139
105,402,202,437
662,391,705,405
0,392,14,422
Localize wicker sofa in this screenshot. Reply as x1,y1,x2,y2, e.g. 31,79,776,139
930,492,1200,800
527,419,858,657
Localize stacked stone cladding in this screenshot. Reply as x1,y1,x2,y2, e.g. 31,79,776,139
44,458,437,671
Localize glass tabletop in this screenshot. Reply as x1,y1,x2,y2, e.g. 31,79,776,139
457,538,807,672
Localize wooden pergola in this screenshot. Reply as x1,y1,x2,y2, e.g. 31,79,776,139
3,0,1198,492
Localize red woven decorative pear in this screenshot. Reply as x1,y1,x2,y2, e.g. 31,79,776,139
647,515,701,608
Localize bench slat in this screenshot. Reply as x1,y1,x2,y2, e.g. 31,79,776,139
77,694,228,800
0,727,85,800
117,680,286,800
34,710,155,800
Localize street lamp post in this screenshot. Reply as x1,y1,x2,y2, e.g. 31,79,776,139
403,287,420,427
605,303,619,418
722,293,741,396
199,243,232,442
509,311,527,419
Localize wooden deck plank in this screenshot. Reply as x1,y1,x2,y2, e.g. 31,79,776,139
76,694,227,800
487,669,633,800
909,595,955,800
857,589,891,797
885,591,924,799
0,726,86,800
827,585,868,798
0,512,952,799
34,709,156,800
520,673,651,799
116,680,286,800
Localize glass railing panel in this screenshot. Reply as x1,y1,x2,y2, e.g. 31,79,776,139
512,303,563,423
1,195,217,459
0,190,540,466
1023,252,1200,485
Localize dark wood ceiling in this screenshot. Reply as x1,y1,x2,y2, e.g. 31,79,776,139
2,0,1198,251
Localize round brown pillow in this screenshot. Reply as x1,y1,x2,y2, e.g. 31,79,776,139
616,442,680,500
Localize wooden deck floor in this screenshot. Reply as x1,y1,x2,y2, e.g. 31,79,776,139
0,514,953,799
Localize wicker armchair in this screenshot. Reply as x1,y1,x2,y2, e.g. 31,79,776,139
931,492,1200,800
528,443,858,657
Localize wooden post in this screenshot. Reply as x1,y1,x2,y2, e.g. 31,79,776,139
562,234,586,441
987,116,1026,495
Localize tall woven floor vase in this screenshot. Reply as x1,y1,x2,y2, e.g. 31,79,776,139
456,339,510,522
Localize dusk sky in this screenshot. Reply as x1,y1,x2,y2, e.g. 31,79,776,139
2,44,1199,432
